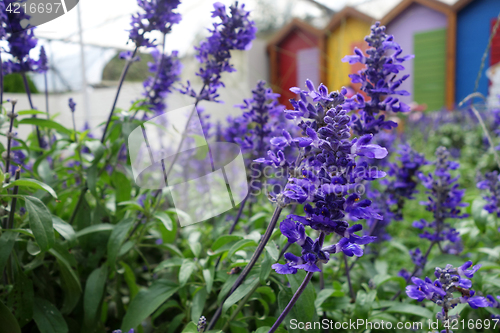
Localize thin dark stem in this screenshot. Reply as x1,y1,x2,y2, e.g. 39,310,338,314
207,205,284,330
43,72,53,149
268,232,326,333
214,196,249,268
268,271,314,333
4,102,17,179
69,186,88,225
164,85,208,178
344,254,355,301
70,46,138,221
391,241,436,301
21,73,42,148
228,196,248,234
445,309,450,333
221,279,260,332
278,242,291,261
44,72,49,118
7,169,21,229
0,51,3,108
101,46,138,143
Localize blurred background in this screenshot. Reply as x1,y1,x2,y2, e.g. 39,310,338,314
1,0,499,135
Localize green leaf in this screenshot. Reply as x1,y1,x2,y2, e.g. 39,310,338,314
75,224,114,238
17,109,47,116
181,322,198,333
33,298,68,333
6,267,34,327
25,196,54,252
203,268,214,294
256,286,276,304
155,212,173,231
227,239,257,260
283,271,319,333
0,230,18,273
386,303,433,319
265,241,279,261
222,274,259,315
84,265,108,326
427,254,465,270
121,262,139,300
0,299,21,333
373,275,406,291
179,259,197,286
212,235,242,251
112,171,132,204
191,288,207,323
59,258,82,314
5,179,57,199
260,250,273,284
314,288,334,311
121,280,179,331
18,118,72,136
107,218,134,268
472,198,489,233
51,216,76,244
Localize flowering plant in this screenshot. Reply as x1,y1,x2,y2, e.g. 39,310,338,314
1,2,500,333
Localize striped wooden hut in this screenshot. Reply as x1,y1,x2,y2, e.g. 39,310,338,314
382,0,456,111
267,19,324,107
453,0,500,105
324,7,374,92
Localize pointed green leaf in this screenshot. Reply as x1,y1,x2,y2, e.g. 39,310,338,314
0,230,18,273
179,259,197,286
33,298,68,333
107,218,134,268
121,279,179,331
84,265,108,326
155,212,173,231
5,179,57,199
25,196,54,252
0,299,21,333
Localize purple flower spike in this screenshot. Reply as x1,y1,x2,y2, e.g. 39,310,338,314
342,22,412,136
407,262,486,323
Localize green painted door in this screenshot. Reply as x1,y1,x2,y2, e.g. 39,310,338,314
413,29,446,111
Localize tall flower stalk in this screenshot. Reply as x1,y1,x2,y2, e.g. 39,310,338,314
101,0,182,142
209,79,388,329
406,262,488,333
395,147,468,300
342,22,412,136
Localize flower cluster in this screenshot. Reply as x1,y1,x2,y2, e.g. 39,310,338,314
127,0,181,48
0,1,8,40
486,294,500,320
2,0,42,74
180,2,257,102
406,262,489,324
366,145,427,242
197,315,207,333
225,80,285,159
342,22,412,136
477,171,500,218
412,147,467,253
142,49,182,115
37,45,49,73
267,80,388,274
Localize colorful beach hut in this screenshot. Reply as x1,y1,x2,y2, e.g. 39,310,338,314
382,0,456,111
267,19,324,106
453,0,500,105
324,7,374,92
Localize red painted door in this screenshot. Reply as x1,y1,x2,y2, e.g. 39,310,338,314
277,29,319,107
